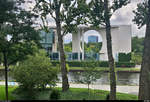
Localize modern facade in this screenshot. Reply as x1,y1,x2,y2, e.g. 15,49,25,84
39,29,55,53
40,25,132,62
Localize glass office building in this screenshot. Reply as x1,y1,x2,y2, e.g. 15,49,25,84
88,35,98,43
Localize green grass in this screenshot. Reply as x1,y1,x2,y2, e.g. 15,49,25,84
69,67,140,72
0,86,138,100
0,86,17,100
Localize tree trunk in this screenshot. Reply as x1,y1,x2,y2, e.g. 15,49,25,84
138,0,150,100
3,51,8,101
55,5,69,92
104,0,116,100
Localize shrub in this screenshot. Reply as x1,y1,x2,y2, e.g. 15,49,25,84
50,89,60,100
118,53,131,62
116,62,136,67
12,50,59,91
73,60,102,91
51,61,135,68
131,53,142,65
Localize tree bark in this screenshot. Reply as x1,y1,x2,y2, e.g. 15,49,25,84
3,51,8,101
104,0,116,100
55,3,69,92
138,0,150,100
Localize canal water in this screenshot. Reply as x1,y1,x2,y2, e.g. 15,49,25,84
0,70,139,86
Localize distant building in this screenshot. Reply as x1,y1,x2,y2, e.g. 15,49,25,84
39,29,55,52
88,35,98,43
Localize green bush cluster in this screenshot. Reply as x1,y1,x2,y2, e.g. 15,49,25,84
116,62,136,67
51,61,135,68
118,53,131,62
49,89,60,100
131,53,142,65
12,50,59,91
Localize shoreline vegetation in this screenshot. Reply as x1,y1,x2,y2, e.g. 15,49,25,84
0,66,140,73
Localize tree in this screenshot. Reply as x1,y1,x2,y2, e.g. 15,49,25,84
131,37,144,65
88,0,130,100
132,36,144,54
12,50,59,90
73,61,101,92
133,0,150,100
0,0,40,100
33,0,88,92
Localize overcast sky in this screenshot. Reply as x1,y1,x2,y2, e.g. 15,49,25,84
24,0,145,43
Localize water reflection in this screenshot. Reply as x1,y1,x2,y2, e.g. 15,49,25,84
0,70,139,85
58,72,139,85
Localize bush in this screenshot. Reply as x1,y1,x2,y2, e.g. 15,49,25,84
50,89,60,100
12,50,59,91
51,61,135,68
116,62,136,67
118,53,131,62
131,53,142,65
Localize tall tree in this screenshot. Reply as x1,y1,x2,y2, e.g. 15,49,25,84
0,0,40,101
33,0,88,92
133,0,150,100
89,0,129,100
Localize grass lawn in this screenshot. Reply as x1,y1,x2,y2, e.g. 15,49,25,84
69,67,140,72
0,86,17,100
0,86,138,100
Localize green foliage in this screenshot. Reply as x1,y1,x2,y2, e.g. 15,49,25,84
34,0,88,34
0,53,3,64
131,53,142,65
73,61,102,90
0,0,41,66
132,37,144,54
50,89,60,100
64,41,102,53
116,62,136,68
11,50,59,91
89,0,130,26
64,45,72,52
118,53,131,62
51,61,135,68
131,36,144,65
133,0,149,28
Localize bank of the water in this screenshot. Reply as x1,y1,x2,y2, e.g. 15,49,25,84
69,67,140,73
0,68,140,86
0,66,140,73
0,85,138,100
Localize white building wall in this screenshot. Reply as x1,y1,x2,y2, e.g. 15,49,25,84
50,25,132,61
117,25,132,53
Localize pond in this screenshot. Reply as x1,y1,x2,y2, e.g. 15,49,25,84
0,70,139,86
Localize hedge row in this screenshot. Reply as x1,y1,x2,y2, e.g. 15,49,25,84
118,53,131,62
51,61,136,68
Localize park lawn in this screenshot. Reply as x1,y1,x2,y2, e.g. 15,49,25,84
0,86,17,100
69,67,140,72
0,86,138,100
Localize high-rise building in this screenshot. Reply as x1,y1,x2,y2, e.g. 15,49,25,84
39,29,55,52
88,35,98,43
